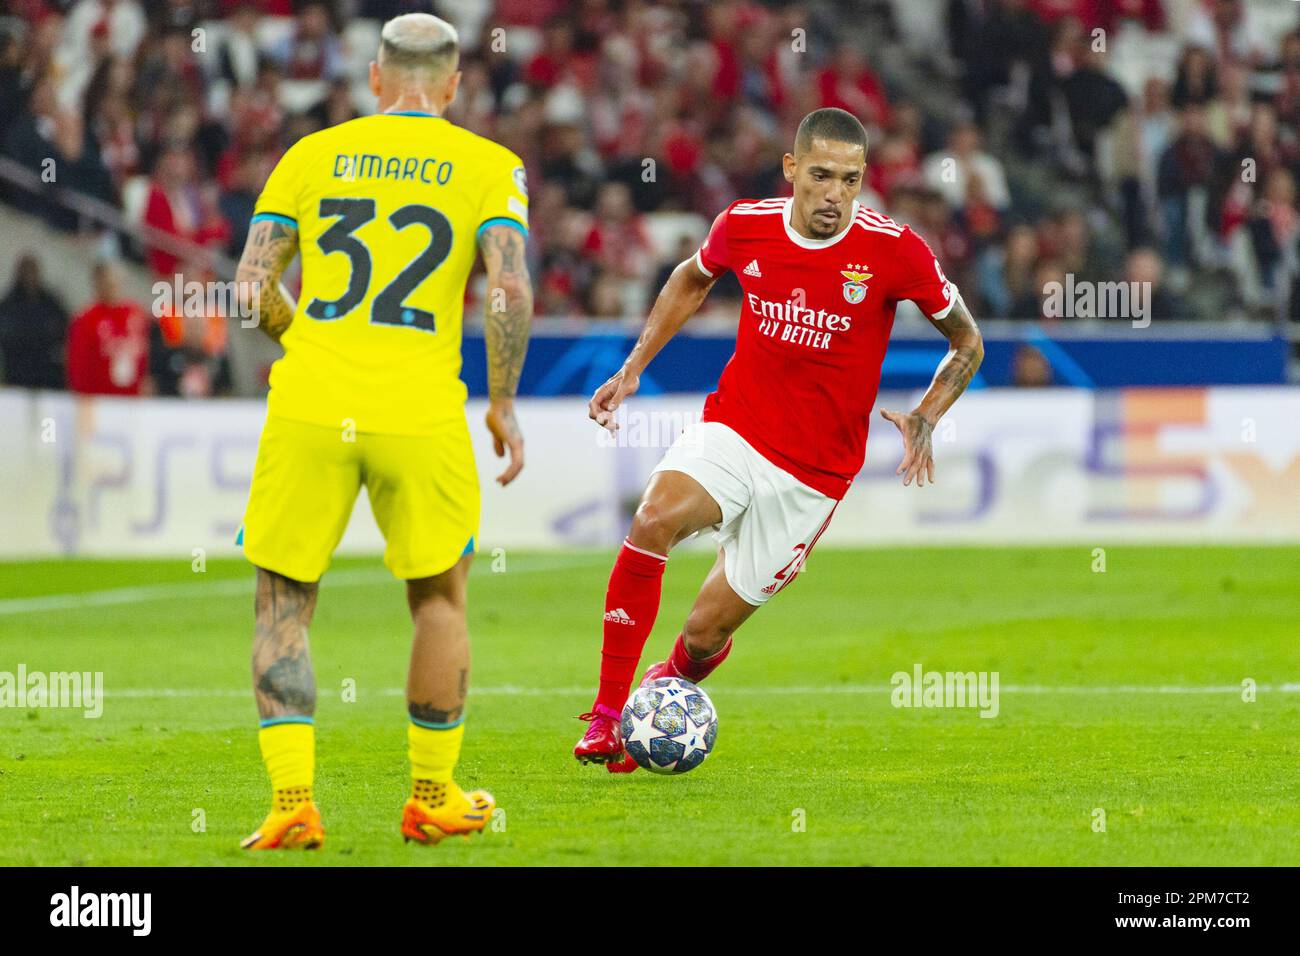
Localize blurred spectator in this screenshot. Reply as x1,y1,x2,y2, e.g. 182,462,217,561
583,182,654,293
1126,247,1189,322
215,4,263,90
1241,167,1300,307
66,260,151,396
1015,257,1068,321
923,121,1010,213
2,73,116,223
306,79,360,132
57,0,147,79
218,149,268,257
652,233,742,303
537,206,596,316
1157,106,1222,280
0,253,69,389
151,260,233,397
1114,77,1175,248
268,3,344,82
1170,45,1218,109
143,147,231,277
978,223,1039,317
0,26,29,147
953,171,1004,251
817,42,891,131
584,269,626,319
1011,343,1053,386
1059,46,1128,177
1185,0,1271,67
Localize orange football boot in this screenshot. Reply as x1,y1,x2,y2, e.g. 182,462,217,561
240,801,325,850
401,783,496,845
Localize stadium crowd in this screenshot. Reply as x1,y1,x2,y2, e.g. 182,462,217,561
0,0,1298,395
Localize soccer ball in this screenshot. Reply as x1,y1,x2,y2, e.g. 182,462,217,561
621,677,718,774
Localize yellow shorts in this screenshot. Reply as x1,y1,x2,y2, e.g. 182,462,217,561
240,414,480,583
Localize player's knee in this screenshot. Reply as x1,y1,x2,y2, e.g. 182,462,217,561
627,500,682,555
407,582,467,621
405,557,471,620
681,613,733,659
254,568,317,623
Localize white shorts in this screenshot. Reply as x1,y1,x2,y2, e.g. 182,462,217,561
651,421,838,606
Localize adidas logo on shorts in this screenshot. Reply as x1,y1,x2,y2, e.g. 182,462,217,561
604,608,635,625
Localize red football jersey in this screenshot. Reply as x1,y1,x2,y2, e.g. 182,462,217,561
694,197,956,499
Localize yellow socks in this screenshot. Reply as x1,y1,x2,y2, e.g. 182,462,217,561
258,720,315,812
408,720,465,807
258,717,463,812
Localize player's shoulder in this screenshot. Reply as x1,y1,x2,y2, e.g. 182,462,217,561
848,206,937,261
268,118,369,176
270,124,336,168
440,121,525,170
849,204,906,239
725,196,787,218
717,197,786,234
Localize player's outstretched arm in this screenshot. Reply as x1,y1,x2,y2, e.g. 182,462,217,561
880,293,984,487
589,258,717,432
479,222,534,486
235,219,300,343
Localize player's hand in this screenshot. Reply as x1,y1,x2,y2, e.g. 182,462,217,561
486,399,525,486
588,366,640,432
880,408,935,487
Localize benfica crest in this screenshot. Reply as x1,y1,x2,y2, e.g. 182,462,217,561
840,267,872,304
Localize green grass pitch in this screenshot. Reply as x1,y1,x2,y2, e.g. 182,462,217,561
0,546,1295,866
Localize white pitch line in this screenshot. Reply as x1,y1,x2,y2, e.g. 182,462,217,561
0,555,608,617
100,683,1300,699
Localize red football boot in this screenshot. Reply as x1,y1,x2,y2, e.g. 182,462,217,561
639,660,673,686
599,662,676,774
573,703,625,765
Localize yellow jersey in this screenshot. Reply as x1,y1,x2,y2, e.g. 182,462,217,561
252,111,529,435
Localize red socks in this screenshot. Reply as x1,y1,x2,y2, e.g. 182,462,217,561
667,634,732,683
595,540,667,712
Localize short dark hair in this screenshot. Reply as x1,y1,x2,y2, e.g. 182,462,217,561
794,108,868,155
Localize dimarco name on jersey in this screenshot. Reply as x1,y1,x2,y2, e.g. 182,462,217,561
333,153,455,185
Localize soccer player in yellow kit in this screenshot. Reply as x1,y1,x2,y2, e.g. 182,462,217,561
233,13,532,849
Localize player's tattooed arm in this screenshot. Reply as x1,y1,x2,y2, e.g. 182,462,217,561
251,568,319,719
235,219,300,343
880,292,984,487
921,291,984,414
589,257,718,432
478,223,533,485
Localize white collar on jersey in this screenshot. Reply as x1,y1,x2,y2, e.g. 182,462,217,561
781,197,861,249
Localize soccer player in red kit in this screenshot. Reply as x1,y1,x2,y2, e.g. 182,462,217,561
573,108,985,771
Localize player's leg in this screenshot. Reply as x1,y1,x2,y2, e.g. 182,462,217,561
577,422,751,767
643,440,838,693
359,422,493,843
593,470,722,705
650,549,756,683
243,568,323,848
239,416,361,850
399,554,494,843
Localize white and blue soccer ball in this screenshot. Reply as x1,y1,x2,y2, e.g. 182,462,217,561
621,677,718,774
